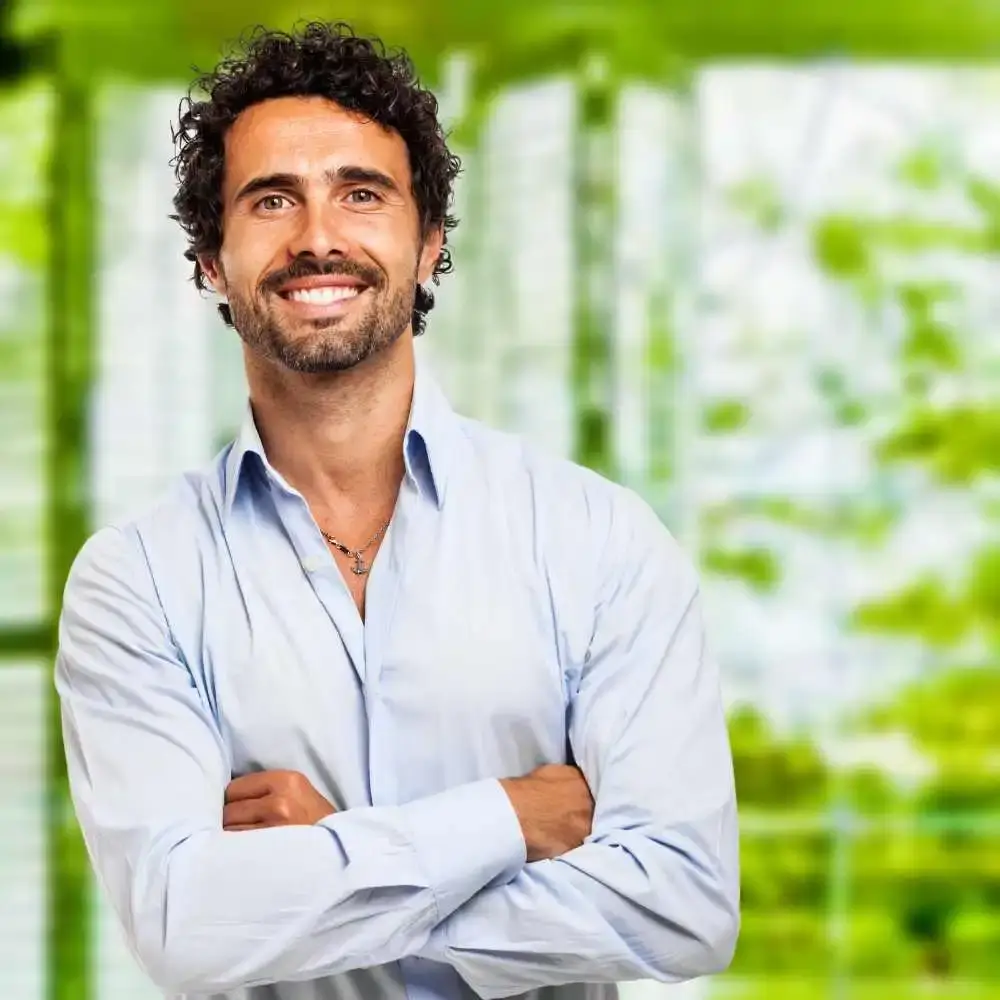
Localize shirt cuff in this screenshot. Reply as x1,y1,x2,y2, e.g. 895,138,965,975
400,778,526,921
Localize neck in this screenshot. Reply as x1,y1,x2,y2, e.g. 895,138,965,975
244,335,415,523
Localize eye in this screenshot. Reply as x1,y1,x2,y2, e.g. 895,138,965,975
256,194,292,211
348,188,382,204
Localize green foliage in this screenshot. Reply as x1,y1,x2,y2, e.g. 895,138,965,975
719,112,1000,989
729,706,920,976
0,80,51,272
812,214,995,287
851,577,974,648
845,909,917,976
704,493,898,545
716,979,998,1000
876,405,1000,484
724,142,999,663
950,909,1000,974
702,545,781,592
853,545,1000,650
965,175,1000,249
730,705,830,809
896,145,946,191
813,215,871,278
864,665,1000,770
732,908,832,975
728,706,833,974
898,281,962,370
838,661,1000,976
704,397,752,433
0,202,46,267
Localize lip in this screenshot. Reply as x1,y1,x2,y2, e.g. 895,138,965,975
277,276,368,294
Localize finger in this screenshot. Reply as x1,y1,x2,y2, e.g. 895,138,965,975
223,796,271,828
225,771,274,802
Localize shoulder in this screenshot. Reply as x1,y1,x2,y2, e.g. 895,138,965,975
455,415,693,584
455,413,618,510
65,447,232,602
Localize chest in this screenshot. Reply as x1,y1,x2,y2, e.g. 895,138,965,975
190,519,578,811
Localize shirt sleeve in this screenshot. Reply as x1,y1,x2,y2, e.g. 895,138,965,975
56,524,526,997
418,489,740,997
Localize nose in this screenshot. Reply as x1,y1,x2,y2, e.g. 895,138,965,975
285,201,348,260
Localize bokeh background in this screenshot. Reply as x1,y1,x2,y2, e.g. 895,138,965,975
1,2,999,999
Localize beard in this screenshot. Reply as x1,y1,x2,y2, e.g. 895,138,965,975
225,257,416,374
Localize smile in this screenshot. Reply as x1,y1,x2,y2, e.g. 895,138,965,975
281,286,363,305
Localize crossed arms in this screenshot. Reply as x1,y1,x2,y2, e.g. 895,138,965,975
56,503,739,998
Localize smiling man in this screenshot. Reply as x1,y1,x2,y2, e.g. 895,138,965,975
55,20,740,1000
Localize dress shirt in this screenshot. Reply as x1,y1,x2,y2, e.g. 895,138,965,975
56,359,740,1000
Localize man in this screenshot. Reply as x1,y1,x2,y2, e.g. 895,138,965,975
56,20,739,1000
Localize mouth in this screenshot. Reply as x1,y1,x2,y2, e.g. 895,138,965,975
274,281,369,316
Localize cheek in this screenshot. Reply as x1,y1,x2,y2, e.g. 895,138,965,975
220,225,284,291
355,218,424,277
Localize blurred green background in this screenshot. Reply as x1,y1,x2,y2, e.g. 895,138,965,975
1,1,998,999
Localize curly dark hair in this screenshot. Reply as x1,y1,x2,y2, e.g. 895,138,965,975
170,21,461,336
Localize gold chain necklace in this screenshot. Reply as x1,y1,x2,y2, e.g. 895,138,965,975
320,518,391,576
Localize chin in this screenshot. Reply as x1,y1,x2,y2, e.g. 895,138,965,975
275,335,380,374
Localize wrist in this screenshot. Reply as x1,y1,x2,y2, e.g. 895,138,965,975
498,777,535,858
497,777,523,820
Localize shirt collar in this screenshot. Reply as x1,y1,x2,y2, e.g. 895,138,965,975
223,356,456,515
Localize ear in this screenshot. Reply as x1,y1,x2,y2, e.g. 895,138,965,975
416,224,445,285
197,254,226,295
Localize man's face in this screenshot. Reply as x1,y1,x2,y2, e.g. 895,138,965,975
199,95,443,373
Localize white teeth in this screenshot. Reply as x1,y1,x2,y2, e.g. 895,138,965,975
286,286,361,304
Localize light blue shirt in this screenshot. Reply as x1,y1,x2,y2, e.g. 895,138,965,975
56,362,740,1000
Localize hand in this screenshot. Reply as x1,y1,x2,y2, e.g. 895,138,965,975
223,769,336,831
499,763,595,862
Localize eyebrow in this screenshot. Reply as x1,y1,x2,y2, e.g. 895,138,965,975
232,165,402,206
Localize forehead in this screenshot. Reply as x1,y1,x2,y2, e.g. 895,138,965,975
222,96,411,196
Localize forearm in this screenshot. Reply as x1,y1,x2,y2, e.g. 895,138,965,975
97,780,525,995
419,811,739,998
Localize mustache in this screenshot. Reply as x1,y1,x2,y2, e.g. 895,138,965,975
260,257,383,295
